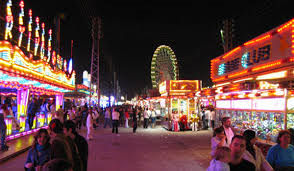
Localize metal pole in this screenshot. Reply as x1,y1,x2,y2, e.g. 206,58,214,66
97,17,101,108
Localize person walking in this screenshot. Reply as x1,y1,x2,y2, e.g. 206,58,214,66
138,108,142,127
210,108,216,129
86,108,94,140
133,108,138,133
125,108,129,128
76,107,82,130
112,108,120,135
205,108,210,129
150,108,156,128
103,108,112,128
143,108,150,128
25,129,51,171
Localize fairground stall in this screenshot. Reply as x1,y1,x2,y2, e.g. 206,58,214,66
158,80,202,131
65,84,111,108
210,18,294,142
199,87,215,109
0,0,75,140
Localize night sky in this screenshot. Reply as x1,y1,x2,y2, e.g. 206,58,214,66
24,0,292,99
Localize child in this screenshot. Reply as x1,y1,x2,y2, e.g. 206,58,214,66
211,127,228,156
207,146,231,171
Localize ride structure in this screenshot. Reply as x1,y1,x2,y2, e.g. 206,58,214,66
151,45,179,89
0,0,75,140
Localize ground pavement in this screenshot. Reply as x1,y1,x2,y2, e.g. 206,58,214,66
0,126,212,171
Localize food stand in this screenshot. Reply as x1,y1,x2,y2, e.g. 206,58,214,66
210,18,294,142
158,80,202,131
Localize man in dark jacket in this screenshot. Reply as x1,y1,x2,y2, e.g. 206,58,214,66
63,120,88,171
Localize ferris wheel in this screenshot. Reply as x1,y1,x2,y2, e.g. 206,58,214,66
151,45,179,89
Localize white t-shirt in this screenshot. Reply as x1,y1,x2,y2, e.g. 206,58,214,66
205,110,210,120
112,111,120,120
105,110,110,118
224,127,234,145
210,111,216,121
143,110,149,118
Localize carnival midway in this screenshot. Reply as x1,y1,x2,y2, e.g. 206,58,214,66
0,0,294,170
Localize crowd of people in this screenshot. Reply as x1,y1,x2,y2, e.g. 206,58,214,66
208,116,294,171
20,104,158,170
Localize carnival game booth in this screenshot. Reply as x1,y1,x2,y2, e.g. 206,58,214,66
0,0,75,140
64,84,89,107
210,18,294,142
199,88,216,109
65,84,110,108
159,80,201,131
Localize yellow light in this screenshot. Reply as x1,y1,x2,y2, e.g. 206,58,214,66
248,93,255,98
260,92,269,97
274,89,284,96
233,77,253,83
256,71,287,80
214,82,231,87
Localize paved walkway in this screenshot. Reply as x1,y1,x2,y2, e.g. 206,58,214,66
0,126,212,171
0,134,34,163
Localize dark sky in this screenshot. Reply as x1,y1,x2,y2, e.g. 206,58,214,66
24,0,292,99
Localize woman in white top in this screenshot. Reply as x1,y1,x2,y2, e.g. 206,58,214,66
86,108,94,140
242,129,273,171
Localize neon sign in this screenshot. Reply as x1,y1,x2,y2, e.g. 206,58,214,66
34,17,40,56
63,59,67,72
18,1,25,47
217,44,271,76
40,23,45,60
68,58,73,74
47,29,52,62
27,9,33,52
5,0,13,40
211,19,294,83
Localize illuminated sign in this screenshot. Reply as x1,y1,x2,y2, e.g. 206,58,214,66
27,9,33,52
287,97,294,110
18,1,25,47
34,17,40,56
47,29,52,62
211,19,294,83
231,99,251,109
159,81,166,94
252,98,285,111
159,80,201,96
5,0,13,40
217,98,285,111
216,100,231,109
217,44,271,76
